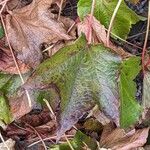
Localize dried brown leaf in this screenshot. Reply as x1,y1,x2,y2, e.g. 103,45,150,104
7,0,32,10
0,47,30,74
6,0,75,68
10,92,33,120
77,15,131,58
100,125,149,150
78,15,107,44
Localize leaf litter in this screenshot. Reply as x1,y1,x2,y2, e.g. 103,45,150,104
5,0,75,68
0,0,149,149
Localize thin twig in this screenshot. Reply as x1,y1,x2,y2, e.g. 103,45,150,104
106,0,123,46
142,0,150,74
128,31,146,39
26,123,47,150
0,132,10,150
58,0,63,21
0,0,9,14
110,29,143,50
28,134,74,148
0,15,32,107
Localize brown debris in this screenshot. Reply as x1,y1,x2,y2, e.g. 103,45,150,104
0,46,30,74
5,0,75,68
100,124,149,150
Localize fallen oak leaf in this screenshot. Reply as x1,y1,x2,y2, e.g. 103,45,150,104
5,0,75,68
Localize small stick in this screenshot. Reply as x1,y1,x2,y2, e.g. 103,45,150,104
28,134,74,148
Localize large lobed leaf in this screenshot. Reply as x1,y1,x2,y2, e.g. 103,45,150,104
24,36,141,138
77,0,140,39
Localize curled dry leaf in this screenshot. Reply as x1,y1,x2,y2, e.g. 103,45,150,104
100,124,149,150
6,0,75,68
77,15,131,58
0,47,29,74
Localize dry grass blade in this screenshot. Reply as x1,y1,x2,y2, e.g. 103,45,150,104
26,123,47,150
0,0,9,14
142,0,150,74
58,0,64,21
28,134,74,148
64,134,75,150
43,98,56,121
106,0,123,46
0,132,10,150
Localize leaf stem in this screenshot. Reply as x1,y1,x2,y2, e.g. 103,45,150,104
142,0,150,74
106,0,123,46
87,0,96,44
